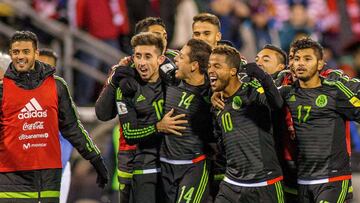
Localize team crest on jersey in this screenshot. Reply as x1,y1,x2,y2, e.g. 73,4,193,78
232,96,242,110
315,94,327,107
116,102,128,114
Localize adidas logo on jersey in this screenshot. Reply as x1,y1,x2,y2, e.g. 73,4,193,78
136,94,146,102
18,98,47,120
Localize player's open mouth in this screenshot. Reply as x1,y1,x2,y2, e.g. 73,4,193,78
296,67,306,74
209,76,217,86
16,60,26,67
139,67,148,74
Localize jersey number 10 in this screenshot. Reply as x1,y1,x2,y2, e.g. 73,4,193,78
221,112,233,133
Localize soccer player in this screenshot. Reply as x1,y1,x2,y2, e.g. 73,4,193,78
208,45,284,203
157,39,213,203
0,31,108,203
115,32,170,203
95,17,176,202
192,13,222,48
256,44,287,80
192,13,226,199
280,38,357,203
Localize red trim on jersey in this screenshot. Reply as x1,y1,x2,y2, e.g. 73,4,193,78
329,175,352,182
192,155,206,163
346,121,351,156
118,125,136,151
267,176,284,185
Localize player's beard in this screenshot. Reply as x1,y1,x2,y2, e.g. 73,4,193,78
297,62,319,82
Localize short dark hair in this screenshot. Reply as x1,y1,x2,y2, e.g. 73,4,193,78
10,31,38,50
212,45,241,70
135,17,166,34
263,44,287,65
39,48,58,63
192,13,221,30
292,37,324,60
186,39,212,74
131,32,164,55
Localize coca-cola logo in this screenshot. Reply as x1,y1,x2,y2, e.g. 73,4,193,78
18,110,47,120
22,121,44,131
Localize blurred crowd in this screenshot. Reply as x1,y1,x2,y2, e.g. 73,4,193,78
0,0,360,106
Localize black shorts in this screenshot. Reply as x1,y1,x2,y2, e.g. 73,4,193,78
299,179,351,203
161,160,210,203
214,180,284,203
130,172,163,203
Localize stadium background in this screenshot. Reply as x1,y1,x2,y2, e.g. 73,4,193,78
0,0,360,202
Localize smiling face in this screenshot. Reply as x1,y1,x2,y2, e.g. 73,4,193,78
207,53,233,92
174,45,192,80
255,48,284,75
9,41,38,72
192,21,221,48
133,45,164,82
293,48,323,82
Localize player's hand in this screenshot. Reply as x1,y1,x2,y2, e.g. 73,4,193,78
107,65,136,88
156,109,188,136
211,92,224,110
90,156,109,189
118,56,133,66
244,62,267,81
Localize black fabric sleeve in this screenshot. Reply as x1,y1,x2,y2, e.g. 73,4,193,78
55,76,100,161
95,84,117,121
334,80,360,121
260,75,284,109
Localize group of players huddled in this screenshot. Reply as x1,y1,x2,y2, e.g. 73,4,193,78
96,13,358,203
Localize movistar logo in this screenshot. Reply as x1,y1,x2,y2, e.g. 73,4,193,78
136,94,146,102
18,98,48,120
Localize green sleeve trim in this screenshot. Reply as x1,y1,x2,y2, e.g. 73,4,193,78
248,80,262,88
165,49,178,57
323,80,355,98
0,191,60,198
55,75,100,154
122,122,156,139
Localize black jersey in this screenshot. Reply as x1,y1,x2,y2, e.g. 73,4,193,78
214,81,282,183
281,78,360,180
160,80,213,160
117,79,164,170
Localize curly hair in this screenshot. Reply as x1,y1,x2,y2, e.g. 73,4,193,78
212,45,241,70
291,37,323,60
10,31,38,50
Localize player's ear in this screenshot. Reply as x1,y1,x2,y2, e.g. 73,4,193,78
317,60,325,71
191,61,199,72
278,64,286,72
230,67,237,76
158,55,166,65
216,32,222,44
